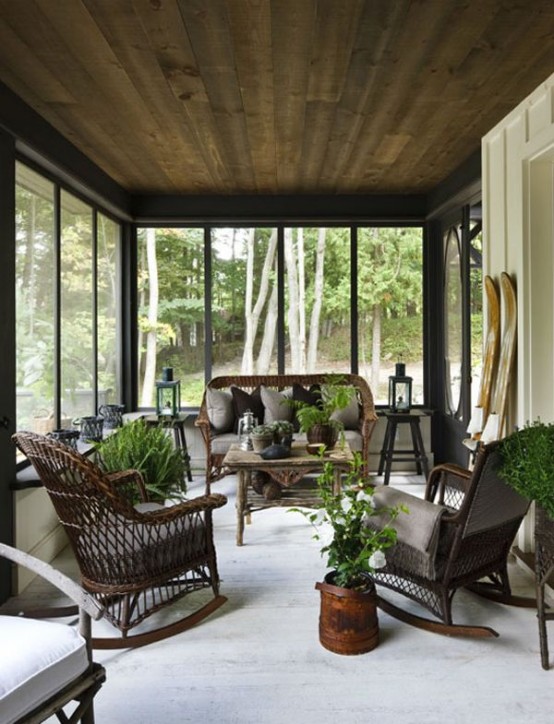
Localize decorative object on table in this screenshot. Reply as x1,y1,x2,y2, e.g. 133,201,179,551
238,409,258,450
47,428,79,449
162,366,174,382
272,419,294,448
291,453,405,654
388,361,412,412
250,423,274,452
293,375,356,450
94,418,186,502
260,443,291,460
97,403,125,429
155,378,181,417
32,408,56,435
498,420,554,669
250,420,295,453
74,415,104,443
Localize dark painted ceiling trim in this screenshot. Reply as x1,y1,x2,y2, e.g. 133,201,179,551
131,193,428,225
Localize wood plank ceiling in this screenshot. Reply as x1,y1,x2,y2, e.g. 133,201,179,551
0,0,553,195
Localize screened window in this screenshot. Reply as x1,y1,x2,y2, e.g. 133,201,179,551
284,227,351,374
137,224,424,408
358,227,424,404
15,165,55,432
15,162,122,442
137,227,206,407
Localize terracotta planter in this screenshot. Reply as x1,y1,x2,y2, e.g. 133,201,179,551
315,572,379,655
306,423,338,450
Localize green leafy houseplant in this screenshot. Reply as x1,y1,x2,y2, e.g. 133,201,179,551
291,454,406,589
499,420,554,518
95,419,186,503
293,375,356,446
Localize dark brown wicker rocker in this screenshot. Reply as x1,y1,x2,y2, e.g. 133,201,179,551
13,431,228,649
369,440,532,637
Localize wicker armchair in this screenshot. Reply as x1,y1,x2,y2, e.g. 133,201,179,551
368,441,531,637
13,431,228,649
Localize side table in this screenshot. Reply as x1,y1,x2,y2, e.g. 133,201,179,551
141,413,193,482
378,410,430,485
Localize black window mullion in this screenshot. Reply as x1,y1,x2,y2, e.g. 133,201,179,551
92,209,98,415
204,227,212,383
277,227,285,373
350,226,358,375
54,186,61,426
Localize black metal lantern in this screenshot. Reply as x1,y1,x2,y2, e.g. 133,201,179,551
388,362,412,413
155,379,181,417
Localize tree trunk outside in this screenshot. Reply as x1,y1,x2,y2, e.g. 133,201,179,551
242,229,278,374
371,304,381,398
307,228,326,372
284,228,301,370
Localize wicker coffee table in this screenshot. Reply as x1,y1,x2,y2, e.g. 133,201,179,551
222,441,354,545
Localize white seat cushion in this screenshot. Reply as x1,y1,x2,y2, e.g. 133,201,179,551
0,615,89,724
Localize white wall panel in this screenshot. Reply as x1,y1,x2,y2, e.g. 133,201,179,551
482,73,554,551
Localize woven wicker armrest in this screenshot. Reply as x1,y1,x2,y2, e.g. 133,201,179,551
426,463,471,504
104,468,148,503
133,493,228,523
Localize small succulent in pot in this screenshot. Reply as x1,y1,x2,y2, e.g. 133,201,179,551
271,419,294,447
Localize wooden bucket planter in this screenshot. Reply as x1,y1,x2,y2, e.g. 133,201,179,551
315,573,379,655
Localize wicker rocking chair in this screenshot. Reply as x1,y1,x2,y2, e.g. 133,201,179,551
369,440,532,637
13,431,228,649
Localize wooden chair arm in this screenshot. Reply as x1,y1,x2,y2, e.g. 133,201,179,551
105,469,149,503
426,463,472,504
133,493,228,523
0,543,103,621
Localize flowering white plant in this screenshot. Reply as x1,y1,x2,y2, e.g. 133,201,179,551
291,453,407,589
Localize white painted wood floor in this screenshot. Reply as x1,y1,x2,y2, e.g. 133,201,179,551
9,473,554,723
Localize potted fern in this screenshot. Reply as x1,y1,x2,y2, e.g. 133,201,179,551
293,375,356,450
95,418,186,503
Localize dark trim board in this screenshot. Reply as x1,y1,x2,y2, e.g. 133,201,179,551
0,129,16,603
131,193,428,224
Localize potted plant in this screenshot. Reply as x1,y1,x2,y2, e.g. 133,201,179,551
498,420,554,670
95,418,186,503
291,453,406,654
250,423,275,452
499,420,554,517
293,375,356,450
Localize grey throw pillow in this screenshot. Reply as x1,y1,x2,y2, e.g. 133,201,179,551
261,386,294,424
330,388,360,430
206,388,235,433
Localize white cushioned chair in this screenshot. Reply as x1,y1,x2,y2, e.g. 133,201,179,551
0,542,105,723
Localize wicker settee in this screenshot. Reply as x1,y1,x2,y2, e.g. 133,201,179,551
195,373,377,487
